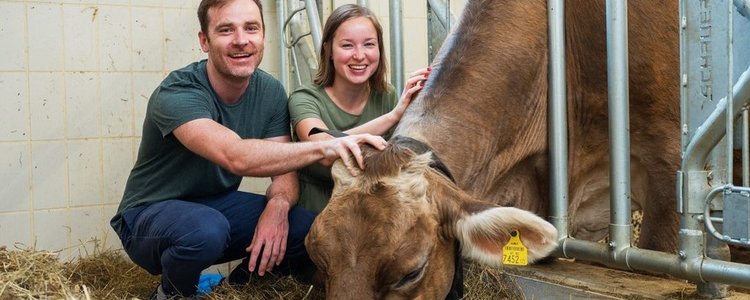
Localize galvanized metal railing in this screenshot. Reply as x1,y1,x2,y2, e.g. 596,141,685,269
548,0,750,297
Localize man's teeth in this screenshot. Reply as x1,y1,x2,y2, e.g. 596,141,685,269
230,53,251,58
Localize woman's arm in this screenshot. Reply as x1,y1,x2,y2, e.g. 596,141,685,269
295,67,431,143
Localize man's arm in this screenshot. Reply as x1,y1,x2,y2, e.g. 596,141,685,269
173,118,387,177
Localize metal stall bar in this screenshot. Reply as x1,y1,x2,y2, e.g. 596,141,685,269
427,0,455,30
604,0,633,254
390,0,404,93
280,1,321,90
303,0,322,55
277,0,289,91
426,0,454,63
547,0,570,244
358,0,368,8
737,0,750,16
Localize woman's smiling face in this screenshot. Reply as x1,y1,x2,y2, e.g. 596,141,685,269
330,16,381,86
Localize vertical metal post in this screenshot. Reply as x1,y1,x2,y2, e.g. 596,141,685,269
357,0,368,8
303,0,323,56
744,109,749,186
605,0,632,254
547,0,569,243
277,0,289,92
389,0,404,93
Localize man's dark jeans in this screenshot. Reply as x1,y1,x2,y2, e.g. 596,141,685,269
118,190,316,296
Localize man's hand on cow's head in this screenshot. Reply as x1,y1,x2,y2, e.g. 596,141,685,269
321,134,387,176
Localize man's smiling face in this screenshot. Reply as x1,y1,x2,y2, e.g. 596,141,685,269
199,0,265,82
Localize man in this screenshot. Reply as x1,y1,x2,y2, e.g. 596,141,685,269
109,0,387,298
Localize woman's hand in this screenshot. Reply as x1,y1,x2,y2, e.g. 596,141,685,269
391,66,431,120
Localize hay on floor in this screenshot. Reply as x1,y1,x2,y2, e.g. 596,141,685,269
0,243,522,299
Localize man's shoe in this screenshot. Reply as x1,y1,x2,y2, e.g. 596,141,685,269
227,263,255,287
149,284,169,300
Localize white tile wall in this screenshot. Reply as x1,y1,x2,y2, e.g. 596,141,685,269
101,204,121,250
29,72,66,140
99,5,132,71
132,72,163,135
0,73,30,141
163,7,203,70
61,0,97,5
0,212,32,248
131,7,164,72
0,142,31,213
100,72,133,137
68,206,104,255
31,141,68,209
0,3,27,71
102,138,132,204
32,209,69,253
68,140,103,207
0,0,460,259
27,4,64,71
64,5,99,71
65,72,100,138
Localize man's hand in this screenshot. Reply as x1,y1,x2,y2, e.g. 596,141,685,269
246,196,290,276
320,134,388,175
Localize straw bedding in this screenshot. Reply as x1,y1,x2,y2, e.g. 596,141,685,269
0,244,521,300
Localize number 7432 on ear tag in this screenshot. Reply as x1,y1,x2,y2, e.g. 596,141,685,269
502,230,528,266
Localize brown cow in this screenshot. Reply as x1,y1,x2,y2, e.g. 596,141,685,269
307,0,682,297
306,140,559,299
394,0,681,251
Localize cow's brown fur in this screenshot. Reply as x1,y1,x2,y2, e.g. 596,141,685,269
307,145,456,299
396,0,681,252
308,142,558,299
307,0,682,297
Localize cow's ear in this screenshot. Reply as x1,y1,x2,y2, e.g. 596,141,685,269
454,201,558,266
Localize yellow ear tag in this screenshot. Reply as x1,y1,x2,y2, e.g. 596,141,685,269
502,230,528,266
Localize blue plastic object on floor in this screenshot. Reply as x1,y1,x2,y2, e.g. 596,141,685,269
197,273,224,296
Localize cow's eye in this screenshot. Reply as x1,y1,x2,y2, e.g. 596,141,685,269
393,263,427,289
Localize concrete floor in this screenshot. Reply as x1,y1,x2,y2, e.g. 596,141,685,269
500,259,750,299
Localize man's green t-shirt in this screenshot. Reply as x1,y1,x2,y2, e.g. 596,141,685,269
288,84,397,213
110,60,290,236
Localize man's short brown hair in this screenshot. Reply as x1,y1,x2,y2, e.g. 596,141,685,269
197,0,265,35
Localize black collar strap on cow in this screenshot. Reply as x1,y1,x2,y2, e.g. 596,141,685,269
310,128,456,183
309,127,348,138
389,135,456,183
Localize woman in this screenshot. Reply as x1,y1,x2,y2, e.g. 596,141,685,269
289,4,430,213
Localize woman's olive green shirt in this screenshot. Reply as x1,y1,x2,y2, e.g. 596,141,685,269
288,84,397,212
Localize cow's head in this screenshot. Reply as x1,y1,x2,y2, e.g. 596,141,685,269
305,139,559,299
